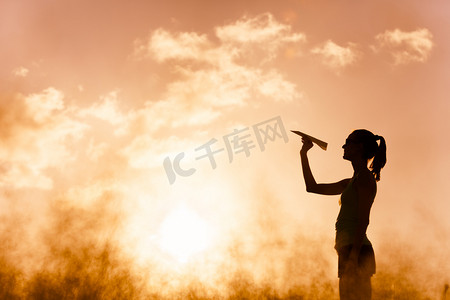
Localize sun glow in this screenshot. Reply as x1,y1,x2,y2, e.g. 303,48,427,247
158,206,212,263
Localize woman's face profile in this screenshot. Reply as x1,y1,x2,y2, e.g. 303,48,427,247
342,134,363,161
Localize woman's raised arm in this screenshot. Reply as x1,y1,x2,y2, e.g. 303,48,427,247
300,137,350,195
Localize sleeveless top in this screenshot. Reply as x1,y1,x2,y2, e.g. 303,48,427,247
335,173,376,250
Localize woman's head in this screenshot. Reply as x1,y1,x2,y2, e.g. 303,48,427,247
343,129,387,181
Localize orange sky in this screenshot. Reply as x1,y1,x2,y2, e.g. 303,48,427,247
1,0,449,298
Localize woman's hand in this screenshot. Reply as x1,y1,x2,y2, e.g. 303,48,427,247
300,137,314,154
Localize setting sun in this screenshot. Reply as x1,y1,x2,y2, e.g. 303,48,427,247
158,206,212,263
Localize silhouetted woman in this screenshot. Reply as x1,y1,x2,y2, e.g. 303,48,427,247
300,129,387,300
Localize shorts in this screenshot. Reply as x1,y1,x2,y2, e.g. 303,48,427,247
337,244,376,278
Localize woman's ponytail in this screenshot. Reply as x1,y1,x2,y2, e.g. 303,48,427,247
370,135,387,181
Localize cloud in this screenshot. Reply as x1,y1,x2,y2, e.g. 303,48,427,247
85,139,109,162
129,13,303,137
215,13,306,48
78,90,127,131
0,88,88,189
256,70,299,101
133,13,305,64
0,14,358,193
311,40,360,72
119,14,307,173
24,87,65,122
12,67,29,77
139,13,305,62
136,29,211,62
374,28,434,65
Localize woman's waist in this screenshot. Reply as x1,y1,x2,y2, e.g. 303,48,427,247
335,229,371,249
335,217,359,230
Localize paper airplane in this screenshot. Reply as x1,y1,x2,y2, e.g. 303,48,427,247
291,130,328,151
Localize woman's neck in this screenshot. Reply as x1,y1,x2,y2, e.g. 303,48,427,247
351,159,368,176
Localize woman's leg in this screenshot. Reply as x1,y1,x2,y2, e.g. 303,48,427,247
357,275,372,300
339,274,371,300
339,274,357,300
337,244,374,299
